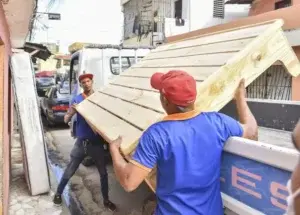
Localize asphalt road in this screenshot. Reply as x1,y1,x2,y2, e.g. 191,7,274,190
46,125,155,215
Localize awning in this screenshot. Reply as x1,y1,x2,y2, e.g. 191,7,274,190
23,42,52,61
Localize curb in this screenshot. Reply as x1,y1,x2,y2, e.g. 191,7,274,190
45,132,86,215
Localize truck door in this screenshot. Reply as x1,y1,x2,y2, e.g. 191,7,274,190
69,55,79,100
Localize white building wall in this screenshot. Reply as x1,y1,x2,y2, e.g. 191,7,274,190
189,0,250,31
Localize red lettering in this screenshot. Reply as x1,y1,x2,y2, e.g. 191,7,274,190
232,166,262,199
270,182,288,210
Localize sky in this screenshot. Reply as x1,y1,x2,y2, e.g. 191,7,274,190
32,0,123,53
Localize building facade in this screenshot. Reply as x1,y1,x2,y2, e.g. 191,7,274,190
166,1,300,101
122,0,250,46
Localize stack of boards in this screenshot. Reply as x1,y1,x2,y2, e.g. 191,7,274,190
76,19,300,192
11,52,50,195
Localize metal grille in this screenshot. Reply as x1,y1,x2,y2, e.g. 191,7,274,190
213,0,225,18
246,65,292,100
123,0,172,45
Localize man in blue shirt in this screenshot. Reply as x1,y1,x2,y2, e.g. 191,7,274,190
108,70,258,214
53,73,116,211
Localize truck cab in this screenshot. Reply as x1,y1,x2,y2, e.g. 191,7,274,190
68,44,153,97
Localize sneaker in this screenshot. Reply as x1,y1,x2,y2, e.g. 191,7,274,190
53,193,62,205
104,200,117,211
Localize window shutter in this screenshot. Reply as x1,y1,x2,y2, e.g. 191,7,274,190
213,0,225,18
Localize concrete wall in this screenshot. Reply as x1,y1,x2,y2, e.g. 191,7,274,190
0,3,12,215
189,0,249,31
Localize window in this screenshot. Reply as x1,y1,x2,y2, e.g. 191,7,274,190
110,57,143,75
275,0,291,9
110,56,143,75
128,57,143,66
110,57,130,75
70,57,79,94
174,0,182,18
213,0,225,19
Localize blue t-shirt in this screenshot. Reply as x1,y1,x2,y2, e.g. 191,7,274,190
132,112,243,215
71,94,98,140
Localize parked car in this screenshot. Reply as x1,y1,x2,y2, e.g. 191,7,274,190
36,76,55,97
40,85,70,126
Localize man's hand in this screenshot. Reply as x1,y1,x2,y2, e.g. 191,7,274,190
234,79,246,101
234,79,258,140
109,136,123,152
108,135,149,192
64,103,77,124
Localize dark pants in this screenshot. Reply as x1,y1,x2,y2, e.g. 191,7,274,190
57,137,109,200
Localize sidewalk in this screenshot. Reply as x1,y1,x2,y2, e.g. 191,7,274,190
9,133,69,215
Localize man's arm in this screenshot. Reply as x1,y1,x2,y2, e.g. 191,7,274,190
234,79,258,140
109,131,160,192
64,97,77,123
110,142,150,192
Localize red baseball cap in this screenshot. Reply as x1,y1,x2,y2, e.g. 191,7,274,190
79,73,93,82
150,70,197,107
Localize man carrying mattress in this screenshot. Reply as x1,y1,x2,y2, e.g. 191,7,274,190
53,73,116,212
108,70,258,215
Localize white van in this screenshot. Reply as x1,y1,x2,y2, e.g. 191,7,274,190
68,44,153,96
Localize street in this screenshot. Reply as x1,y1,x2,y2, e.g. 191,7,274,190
46,125,155,215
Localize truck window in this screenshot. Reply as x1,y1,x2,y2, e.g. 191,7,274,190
129,57,143,66
70,58,79,94
110,57,130,75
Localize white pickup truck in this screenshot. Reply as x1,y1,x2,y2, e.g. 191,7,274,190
219,99,299,215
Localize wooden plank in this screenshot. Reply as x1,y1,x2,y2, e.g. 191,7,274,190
152,23,272,53
101,85,164,113
133,52,235,68
167,19,281,44
87,92,163,130
111,76,203,92
122,67,219,81
195,30,300,112
76,100,143,154
143,38,253,60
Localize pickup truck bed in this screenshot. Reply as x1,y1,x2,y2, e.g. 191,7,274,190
258,127,293,149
